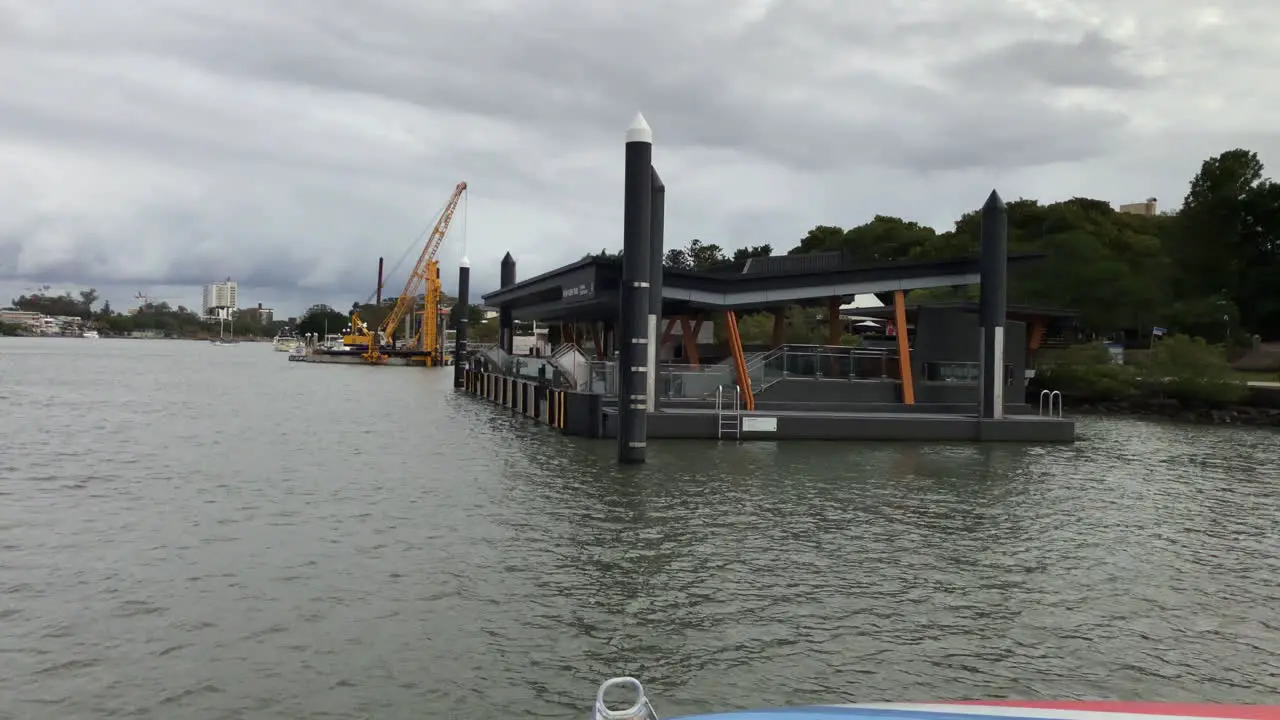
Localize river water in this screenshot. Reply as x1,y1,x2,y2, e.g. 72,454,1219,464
1,337,1277,719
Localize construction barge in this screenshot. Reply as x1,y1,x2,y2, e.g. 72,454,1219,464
289,181,467,369
297,347,446,366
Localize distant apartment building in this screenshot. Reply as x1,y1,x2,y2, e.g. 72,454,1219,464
1118,197,1158,216
0,310,84,335
0,309,41,328
238,303,274,324
202,278,238,319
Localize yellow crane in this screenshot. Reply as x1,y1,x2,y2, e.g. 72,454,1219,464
363,181,467,365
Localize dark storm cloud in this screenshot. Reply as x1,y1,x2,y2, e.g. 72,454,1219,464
949,31,1150,90
149,1,1134,173
0,0,1272,313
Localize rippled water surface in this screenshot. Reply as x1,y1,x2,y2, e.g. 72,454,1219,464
1,337,1278,719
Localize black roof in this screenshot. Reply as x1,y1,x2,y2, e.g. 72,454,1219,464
851,301,1079,320
480,252,1048,321
740,251,844,275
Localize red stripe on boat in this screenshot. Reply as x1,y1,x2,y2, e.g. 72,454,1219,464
948,701,1280,720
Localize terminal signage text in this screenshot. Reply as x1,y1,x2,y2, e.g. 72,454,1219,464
562,281,595,303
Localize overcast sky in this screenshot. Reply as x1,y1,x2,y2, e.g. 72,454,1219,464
2,1,1275,316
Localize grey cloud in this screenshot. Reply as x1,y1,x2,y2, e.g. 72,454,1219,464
113,0,1137,173
949,31,1151,90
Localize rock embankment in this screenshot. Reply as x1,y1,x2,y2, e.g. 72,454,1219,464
1071,398,1280,426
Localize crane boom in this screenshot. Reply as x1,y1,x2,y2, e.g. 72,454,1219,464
363,181,467,364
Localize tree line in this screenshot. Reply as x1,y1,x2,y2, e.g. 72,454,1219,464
6,289,287,339
579,148,1280,344
12,148,1275,348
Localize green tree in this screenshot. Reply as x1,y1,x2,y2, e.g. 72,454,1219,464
449,303,487,329
664,238,730,270
791,216,937,263
78,289,98,315
1169,149,1280,338
732,244,774,263
12,290,88,317
471,317,499,343
296,304,348,338
584,248,622,261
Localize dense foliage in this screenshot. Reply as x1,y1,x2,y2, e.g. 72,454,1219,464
10,287,100,318
8,289,285,339
1035,335,1251,407
295,304,350,338
581,148,1280,344
785,149,1280,343
9,149,1275,352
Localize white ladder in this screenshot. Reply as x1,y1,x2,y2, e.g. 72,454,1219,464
716,385,741,439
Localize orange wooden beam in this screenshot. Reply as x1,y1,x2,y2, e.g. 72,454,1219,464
660,317,678,348
826,297,842,345
725,310,755,411
826,296,842,376
1028,318,1047,351
893,289,915,405
679,317,701,367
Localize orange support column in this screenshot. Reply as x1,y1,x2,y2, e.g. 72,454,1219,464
826,297,842,345
679,317,701,367
826,296,842,377
660,318,677,358
1028,318,1047,351
725,310,755,410
892,290,915,405
771,309,785,348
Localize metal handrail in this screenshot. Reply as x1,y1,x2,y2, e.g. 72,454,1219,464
549,343,590,390
769,344,896,383
1039,389,1063,418
745,344,786,369
552,342,584,360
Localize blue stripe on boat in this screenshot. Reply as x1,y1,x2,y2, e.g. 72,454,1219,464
677,707,1084,720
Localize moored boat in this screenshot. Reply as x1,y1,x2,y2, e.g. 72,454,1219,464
273,330,301,352
593,678,1280,720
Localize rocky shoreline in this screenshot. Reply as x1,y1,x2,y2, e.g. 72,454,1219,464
1067,398,1280,426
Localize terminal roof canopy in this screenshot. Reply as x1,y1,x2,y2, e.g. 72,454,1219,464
480,250,1046,322
850,301,1079,326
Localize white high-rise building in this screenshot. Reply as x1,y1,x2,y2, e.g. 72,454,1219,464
202,278,238,319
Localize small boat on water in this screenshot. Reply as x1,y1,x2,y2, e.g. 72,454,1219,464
81,330,100,339
210,316,239,345
273,330,300,352
593,678,1280,720
287,346,308,362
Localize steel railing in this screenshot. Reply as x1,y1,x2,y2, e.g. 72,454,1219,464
1039,389,1063,418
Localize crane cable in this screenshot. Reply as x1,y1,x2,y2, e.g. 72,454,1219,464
364,193,455,306
459,189,468,264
